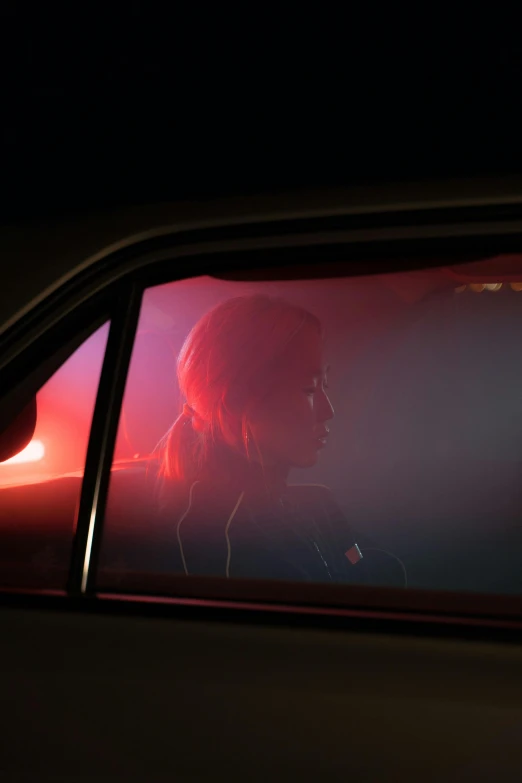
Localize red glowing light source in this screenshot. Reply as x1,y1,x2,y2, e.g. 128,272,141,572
2,440,45,465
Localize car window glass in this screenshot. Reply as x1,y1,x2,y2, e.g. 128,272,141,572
0,322,110,590
98,263,522,598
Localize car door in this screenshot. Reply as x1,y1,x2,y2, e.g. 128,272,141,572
1,197,522,782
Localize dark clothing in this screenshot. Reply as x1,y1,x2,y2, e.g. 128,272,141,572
100,453,405,587
172,479,362,582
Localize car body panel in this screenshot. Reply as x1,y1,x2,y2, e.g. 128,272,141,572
2,604,522,781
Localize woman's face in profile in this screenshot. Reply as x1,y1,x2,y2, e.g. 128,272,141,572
249,325,334,469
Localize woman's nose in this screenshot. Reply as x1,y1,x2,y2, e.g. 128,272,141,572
317,390,334,422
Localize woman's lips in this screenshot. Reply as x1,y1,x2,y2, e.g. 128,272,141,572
315,436,328,449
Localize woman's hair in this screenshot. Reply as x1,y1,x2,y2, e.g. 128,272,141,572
157,294,321,482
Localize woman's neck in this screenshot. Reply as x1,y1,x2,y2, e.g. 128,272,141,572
202,441,289,499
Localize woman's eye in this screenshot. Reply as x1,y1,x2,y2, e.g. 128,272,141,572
304,388,317,396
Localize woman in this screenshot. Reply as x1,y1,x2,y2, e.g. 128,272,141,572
156,294,403,585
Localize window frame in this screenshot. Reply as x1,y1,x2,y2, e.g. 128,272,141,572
3,201,522,633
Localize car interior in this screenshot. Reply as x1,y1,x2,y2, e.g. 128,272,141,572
2,260,522,598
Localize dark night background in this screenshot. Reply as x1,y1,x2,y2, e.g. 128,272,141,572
1,5,522,225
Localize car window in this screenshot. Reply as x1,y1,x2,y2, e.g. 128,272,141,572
97,262,522,598
0,323,110,590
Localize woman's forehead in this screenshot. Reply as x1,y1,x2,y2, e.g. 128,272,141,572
283,327,326,376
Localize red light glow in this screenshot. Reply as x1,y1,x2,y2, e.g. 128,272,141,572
2,440,45,465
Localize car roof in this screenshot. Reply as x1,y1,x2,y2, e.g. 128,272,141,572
2,177,522,336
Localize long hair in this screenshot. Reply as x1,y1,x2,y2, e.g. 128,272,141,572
157,294,322,483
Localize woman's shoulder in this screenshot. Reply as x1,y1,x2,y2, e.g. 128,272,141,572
286,483,336,505
157,474,239,515
286,483,347,525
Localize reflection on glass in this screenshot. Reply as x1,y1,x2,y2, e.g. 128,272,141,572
3,439,45,465
100,262,522,597
0,323,110,590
